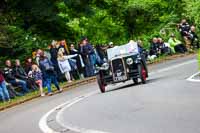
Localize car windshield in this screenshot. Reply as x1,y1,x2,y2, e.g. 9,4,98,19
107,41,139,60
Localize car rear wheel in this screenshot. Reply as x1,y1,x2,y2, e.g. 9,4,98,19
138,63,147,84
96,73,106,93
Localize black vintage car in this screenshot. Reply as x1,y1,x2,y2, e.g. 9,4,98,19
96,42,148,93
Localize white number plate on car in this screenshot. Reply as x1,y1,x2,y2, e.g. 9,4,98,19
114,76,127,82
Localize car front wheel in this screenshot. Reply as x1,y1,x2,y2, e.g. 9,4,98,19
96,73,106,93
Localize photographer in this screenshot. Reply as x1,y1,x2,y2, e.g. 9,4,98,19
178,19,191,50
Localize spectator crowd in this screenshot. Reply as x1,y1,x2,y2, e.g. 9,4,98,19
0,19,199,102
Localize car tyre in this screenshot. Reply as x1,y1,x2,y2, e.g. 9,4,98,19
138,63,147,84
96,73,106,93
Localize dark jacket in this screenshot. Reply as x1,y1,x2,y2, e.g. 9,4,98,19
150,43,159,56
189,31,198,40
79,44,95,65
70,49,84,69
50,47,58,64
39,57,55,78
25,62,32,74
0,70,5,83
179,23,190,36
13,66,27,80
3,67,16,82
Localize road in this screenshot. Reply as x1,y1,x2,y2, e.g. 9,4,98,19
0,55,199,133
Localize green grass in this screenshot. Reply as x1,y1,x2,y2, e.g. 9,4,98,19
0,83,65,108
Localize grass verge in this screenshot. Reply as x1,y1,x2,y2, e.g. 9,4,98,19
0,52,197,111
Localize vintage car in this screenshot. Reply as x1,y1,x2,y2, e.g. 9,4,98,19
96,41,148,93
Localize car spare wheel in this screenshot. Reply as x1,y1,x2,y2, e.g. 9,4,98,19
96,74,106,93
138,63,147,84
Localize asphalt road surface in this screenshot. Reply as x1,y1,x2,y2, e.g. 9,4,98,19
0,55,199,133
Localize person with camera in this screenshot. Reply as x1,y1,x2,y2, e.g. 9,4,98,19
178,19,191,50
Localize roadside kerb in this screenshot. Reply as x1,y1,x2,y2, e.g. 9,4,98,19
0,52,196,111
0,77,96,111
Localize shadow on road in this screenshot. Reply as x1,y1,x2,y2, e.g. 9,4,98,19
104,77,164,93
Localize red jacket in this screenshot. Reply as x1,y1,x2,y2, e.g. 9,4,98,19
0,71,5,83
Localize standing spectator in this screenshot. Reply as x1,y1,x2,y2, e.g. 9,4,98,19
79,38,95,77
137,40,148,60
69,44,85,79
3,60,29,94
58,40,69,55
168,34,187,53
50,41,62,81
13,59,37,91
96,44,107,63
189,26,199,49
178,19,191,37
0,70,10,102
31,64,45,97
50,41,58,64
39,51,62,96
178,19,191,50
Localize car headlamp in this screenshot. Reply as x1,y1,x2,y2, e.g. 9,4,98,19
101,63,109,70
126,58,133,65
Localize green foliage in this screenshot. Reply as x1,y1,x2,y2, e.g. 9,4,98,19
198,49,200,70
0,0,200,65
182,0,200,29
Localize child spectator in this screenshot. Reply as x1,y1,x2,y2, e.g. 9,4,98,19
57,51,76,83
31,64,45,97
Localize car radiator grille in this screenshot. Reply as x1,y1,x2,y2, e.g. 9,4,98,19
111,58,126,78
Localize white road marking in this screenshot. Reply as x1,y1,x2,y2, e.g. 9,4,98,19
187,71,200,82
39,90,100,133
39,59,197,133
56,93,110,133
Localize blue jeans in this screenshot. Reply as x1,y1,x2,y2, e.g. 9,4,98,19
9,79,29,94
84,56,94,77
45,73,60,93
0,81,10,101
